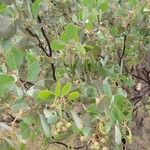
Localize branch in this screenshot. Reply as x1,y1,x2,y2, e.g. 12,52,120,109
26,28,49,57
29,0,56,81
37,16,52,57
26,27,56,81
36,16,56,80
124,66,150,84
119,34,127,66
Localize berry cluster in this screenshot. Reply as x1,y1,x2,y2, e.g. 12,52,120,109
52,121,72,136
90,134,110,150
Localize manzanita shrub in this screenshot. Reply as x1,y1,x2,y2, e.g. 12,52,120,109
0,0,149,149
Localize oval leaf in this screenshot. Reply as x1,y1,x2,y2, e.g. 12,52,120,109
39,114,51,138
27,60,40,81
43,109,58,124
71,110,83,130
55,81,61,97
51,39,66,51
6,47,24,70
68,91,80,101
61,82,72,97
38,90,54,101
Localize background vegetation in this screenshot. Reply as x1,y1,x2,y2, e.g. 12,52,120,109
0,0,149,149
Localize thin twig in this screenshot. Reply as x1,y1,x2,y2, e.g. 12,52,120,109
124,66,150,84
26,27,49,57
37,16,56,81
119,34,127,66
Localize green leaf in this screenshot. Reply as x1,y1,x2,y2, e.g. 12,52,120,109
55,81,61,97
0,2,7,14
103,78,112,96
123,77,135,87
27,60,40,81
43,109,58,124
61,23,78,43
68,91,80,101
111,27,118,36
38,90,55,101
31,0,42,18
84,85,98,97
51,39,66,51
111,95,132,123
19,122,31,139
111,106,124,124
11,98,30,113
86,104,99,117
0,16,16,39
22,114,38,126
39,114,51,138
90,8,98,25
6,47,24,70
0,74,15,87
61,82,72,97
100,2,109,12
76,44,86,55
97,95,110,113
128,0,138,6
81,127,91,137
0,74,15,97
82,0,93,8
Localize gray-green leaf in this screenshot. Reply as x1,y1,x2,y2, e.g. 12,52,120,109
6,47,24,70
27,60,40,81
39,114,51,138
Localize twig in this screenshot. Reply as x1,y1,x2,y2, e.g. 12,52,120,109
26,26,56,81
37,15,56,81
26,27,49,57
124,66,150,84
37,16,52,57
31,0,56,81
119,34,127,66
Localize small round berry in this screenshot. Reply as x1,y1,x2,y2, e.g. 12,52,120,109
100,138,107,144
53,131,58,136
80,136,85,141
56,122,64,129
93,141,100,150
61,126,67,132
91,133,96,138
102,146,109,150
56,128,61,133
66,122,72,128
104,135,109,141
90,144,95,150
